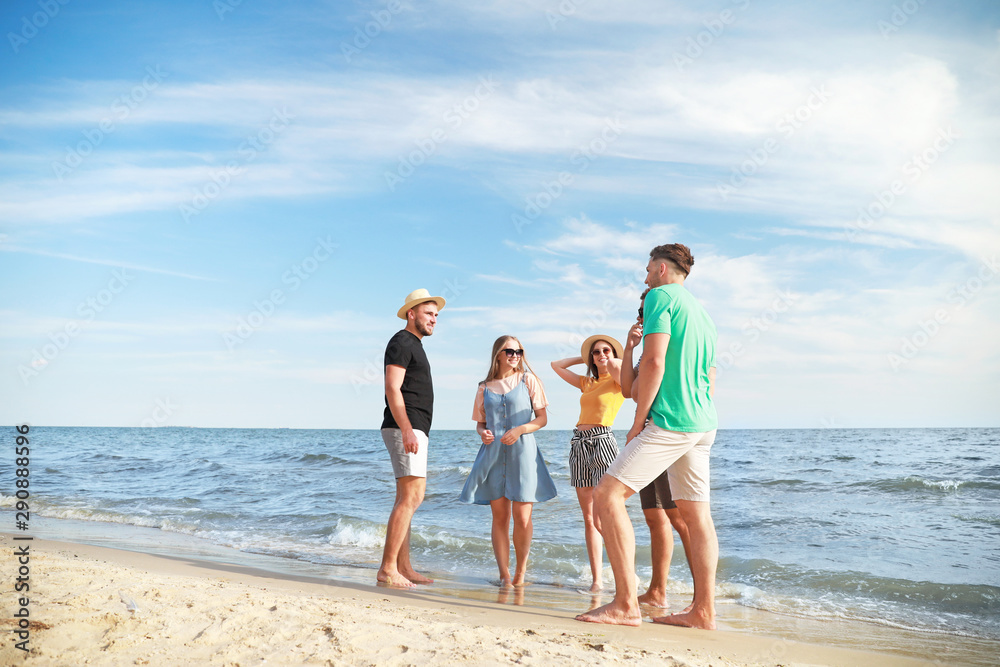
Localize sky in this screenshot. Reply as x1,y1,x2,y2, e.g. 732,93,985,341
1,0,998,430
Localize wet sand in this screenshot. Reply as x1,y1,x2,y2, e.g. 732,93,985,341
0,538,940,666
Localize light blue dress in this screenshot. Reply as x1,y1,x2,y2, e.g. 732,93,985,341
459,373,558,505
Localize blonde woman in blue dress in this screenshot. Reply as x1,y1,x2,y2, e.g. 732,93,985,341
460,335,557,587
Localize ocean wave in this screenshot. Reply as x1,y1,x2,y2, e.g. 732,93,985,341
720,555,1000,613
954,514,1000,526
432,465,474,478
733,588,998,640
0,496,235,532
326,518,384,549
738,478,808,487
861,476,999,493
293,453,359,466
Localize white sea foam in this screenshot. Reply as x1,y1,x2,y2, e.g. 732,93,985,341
900,475,965,491
327,519,384,549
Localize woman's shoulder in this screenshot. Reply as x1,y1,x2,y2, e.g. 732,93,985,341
522,369,541,384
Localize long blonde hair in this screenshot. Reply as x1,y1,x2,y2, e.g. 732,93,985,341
483,335,542,386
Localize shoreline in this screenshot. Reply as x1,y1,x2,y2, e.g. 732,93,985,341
0,535,942,666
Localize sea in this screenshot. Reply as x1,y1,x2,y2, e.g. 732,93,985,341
2,426,998,665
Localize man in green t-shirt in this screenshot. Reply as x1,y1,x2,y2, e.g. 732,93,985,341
577,243,719,630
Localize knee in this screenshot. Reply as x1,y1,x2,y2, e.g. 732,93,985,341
397,488,424,510
644,509,669,531
675,501,711,528
667,512,688,534
492,506,511,526
592,480,619,511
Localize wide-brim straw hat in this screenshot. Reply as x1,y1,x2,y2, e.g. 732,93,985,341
397,288,446,320
581,334,624,360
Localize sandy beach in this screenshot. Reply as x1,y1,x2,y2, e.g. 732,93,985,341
0,538,941,667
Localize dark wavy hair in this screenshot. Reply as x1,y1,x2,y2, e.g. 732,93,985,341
650,243,694,276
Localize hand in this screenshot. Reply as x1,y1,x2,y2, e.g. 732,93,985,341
481,429,495,445
500,426,523,446
402,428,419,454
626,322,642,348
626,422,644,445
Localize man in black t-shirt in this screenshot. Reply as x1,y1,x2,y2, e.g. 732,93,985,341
377,288,445,587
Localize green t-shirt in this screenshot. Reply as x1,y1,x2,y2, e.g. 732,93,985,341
642,284,718,433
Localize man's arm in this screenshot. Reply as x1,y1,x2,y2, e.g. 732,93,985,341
627,332,669,443
606,358,623,386
385,364,419,454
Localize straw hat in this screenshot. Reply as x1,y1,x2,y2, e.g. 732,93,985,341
580,334,624,360
397,288,446,320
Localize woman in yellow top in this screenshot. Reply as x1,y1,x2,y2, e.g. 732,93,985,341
550,334,625,592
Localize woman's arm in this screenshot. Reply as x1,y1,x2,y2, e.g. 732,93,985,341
477,421,495,445
550,357,585,387
500,407,547,445
620,322,642,399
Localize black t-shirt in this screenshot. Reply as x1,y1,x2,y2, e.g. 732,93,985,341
381,329,433,434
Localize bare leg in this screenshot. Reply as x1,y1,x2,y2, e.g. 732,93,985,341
378,476,426,587
653,499,717,630
666,506,693,611
511,501,533,586
637,508,672,607
575,486,604,592
397,526,433,584
490,498,513,586
575,475,641,626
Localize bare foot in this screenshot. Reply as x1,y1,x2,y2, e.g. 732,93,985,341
637,590,668,608
377,568,416,588
499,577,513,588
652,608,716,630
587,581,603,593
400,568,434,584
575,601,642,627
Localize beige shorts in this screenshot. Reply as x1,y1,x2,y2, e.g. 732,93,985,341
381,428,429,478
606,424,717,502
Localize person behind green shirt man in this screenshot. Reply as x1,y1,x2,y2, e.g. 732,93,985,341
577,243,719,630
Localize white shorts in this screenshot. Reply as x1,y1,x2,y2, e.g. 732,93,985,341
606,424,717,502
381,428,429,478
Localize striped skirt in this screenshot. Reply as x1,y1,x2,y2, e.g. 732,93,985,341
568,426,619,487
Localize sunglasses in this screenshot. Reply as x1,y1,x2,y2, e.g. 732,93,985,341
501,348,524,357
592,347,613,356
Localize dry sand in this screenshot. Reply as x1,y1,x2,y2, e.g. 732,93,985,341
0,539,935,666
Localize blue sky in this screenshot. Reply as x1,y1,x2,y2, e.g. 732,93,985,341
1,0,998,429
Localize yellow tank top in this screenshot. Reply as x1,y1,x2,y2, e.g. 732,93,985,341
578,374,625,426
